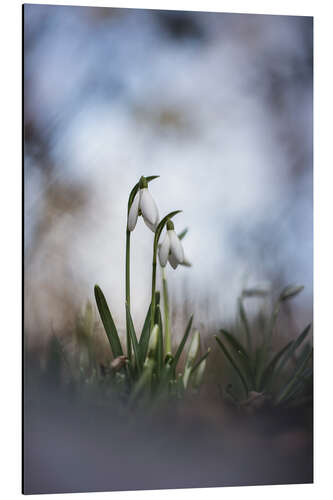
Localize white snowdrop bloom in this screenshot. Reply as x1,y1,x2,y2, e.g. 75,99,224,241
159,220,185,269
127,178,159,232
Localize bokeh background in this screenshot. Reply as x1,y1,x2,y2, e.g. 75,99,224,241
24,5,313,348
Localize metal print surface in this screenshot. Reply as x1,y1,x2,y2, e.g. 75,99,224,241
23,4,313,494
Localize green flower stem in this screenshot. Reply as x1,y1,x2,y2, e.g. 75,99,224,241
150,248,158,333
162,268,171,355
125,228,132,361
126,229,131,308
124,176,159,363
150,210,182,333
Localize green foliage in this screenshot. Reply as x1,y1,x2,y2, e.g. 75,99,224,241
45,176,312,414
94,285,123,358
93,285,209,404
55,175,210,408
215,285,313,409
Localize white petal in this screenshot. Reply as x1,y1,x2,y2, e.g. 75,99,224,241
169,230,184,264
168,252,179,269
159,233,170,267
127,190,140,231
181,254,192,267
143,214,158,232
139,188,159,228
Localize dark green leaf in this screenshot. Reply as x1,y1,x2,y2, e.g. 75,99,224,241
190,348,211,375
242,289,269,298
254,346,264,390
279,285,304,302
296,341,312,367
275,347,313,404
238,298,252,353
156,305,164,377
177,228,188,240
125,303,142,373
259,340,293,391
129,358,155,405
215,336,248,396
94,285,123,358
172,315,193,370
276,324,312,376
139,303,152,363
220,329,253,383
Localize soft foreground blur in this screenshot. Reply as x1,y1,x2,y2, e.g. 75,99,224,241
23,285,313,493
24,344,312,494
24,6,313,349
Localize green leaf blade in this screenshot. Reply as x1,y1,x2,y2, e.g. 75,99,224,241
238,298,252,353
156,305,164,377
215,335,248,397
139,303,152,363
259,340,293,391
191,348,211,376
220,329,253,384
94,285,123,358
275,323,312,377
279,285,304,302
125,303,142,373
177,228,188,240
172,315,193,370
275,347,313,405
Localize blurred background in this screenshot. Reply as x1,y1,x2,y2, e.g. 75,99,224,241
24,5,313,349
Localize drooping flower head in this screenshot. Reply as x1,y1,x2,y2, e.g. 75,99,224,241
158,220,185,269
127,176,159,232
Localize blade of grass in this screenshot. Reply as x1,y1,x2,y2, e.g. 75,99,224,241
183,331,200,389
156,304,164,377
242,289,269,298
94,285,123,358
275,324,312,377
162,268,171,355
254,346,264,390
159,357,173,390
192,358,207,391
256,300,281,388
215,335,248,396
177,228,188,240
172,315,193,370
220,329,254,386
125,303,142,373
279,285,304,301
139,303,152,363
296,341,312,367
259,340,293,392
190,348,211,376
281,368,313,405
238,298,252,354
275,347,313,405
129,358,154,406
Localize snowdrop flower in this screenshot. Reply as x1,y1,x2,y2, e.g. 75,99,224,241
127,176,159,232
159,220,184,269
